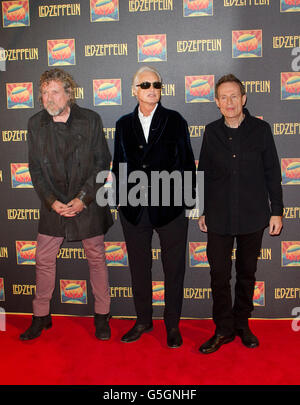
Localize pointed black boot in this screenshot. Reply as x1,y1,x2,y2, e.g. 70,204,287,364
20,314,52,341
94,313,111,340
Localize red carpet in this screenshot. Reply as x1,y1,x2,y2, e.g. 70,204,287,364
1,314,299,388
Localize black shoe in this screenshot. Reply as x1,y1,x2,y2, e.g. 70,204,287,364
20,314,52,341
121,322,153,343
167,327,183,348
94,313,111,341
199,333,235,354
236,327,259,348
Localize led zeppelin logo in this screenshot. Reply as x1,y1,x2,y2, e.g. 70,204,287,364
281,241,300,266
137,34,167,62
185,75,214,103
105,242,128,266
189,242,209,267
47,39,76,66
11,163,33,188
253,281,265,306
6,83,33,109
280,0,300,12
2,0,30,28
60,280,87,304
281,72,300,100
93,79,122,106
152,281,165,306
16,241,37,265
281,158,300,185
183,0,213,17
90,0,119,22
232,30,262,58
0,278,4,301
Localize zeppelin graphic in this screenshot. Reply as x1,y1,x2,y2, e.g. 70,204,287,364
152,281,165,306
281,158,300,185
232,30,262,58
6,83,33,109
90,0,119,22
253,281,265,306
93,79,122,106
281,241,300,266
189,242,209,267
183,0,213,17
281,73,300,100
137,34,167,62
185,75,214,103
280,0,300,12
2,0,30,27
60,280,88,304
47,39,76,66
105,242,128,266
0,278,5,301
11,163,33,188
16,241,37,265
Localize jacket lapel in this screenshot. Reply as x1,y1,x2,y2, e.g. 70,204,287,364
147,103,167,147
132,106,147,147
213,117,232,151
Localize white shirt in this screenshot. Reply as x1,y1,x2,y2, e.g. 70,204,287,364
138,104,158,142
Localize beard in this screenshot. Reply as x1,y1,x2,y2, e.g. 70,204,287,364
44,101,68,117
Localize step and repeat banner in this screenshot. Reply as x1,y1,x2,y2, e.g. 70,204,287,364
0,0,299,320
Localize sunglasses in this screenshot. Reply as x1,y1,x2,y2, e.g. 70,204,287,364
136,81,162,90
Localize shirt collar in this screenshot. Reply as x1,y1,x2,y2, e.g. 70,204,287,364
138,103,158,120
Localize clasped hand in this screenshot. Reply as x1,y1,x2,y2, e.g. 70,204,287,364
51,198,84,217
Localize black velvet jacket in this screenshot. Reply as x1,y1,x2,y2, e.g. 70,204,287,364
198,108,283,235
27,104,113,241
112,102,196,227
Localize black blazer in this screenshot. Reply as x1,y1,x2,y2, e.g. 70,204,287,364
112,102,196,227
198,108,284,235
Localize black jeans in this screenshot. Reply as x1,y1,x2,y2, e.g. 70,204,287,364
206,229,264,336
120,208,188,330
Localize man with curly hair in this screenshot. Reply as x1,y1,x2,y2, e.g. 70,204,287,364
20,68,113,341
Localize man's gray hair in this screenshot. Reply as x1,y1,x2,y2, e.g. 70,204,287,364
132,66,162,88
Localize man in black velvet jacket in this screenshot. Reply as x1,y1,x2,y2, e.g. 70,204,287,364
112,66,196,348
198,74,283,354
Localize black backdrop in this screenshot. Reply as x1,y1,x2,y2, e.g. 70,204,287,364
0,0,299,320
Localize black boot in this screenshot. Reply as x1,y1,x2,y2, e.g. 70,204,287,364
20,314,52,341
94,313,111,340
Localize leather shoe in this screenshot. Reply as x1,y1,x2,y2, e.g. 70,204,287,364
236,327,259,348
121,322,153,343
167,327,182,348
94,313,111,341
20,314,52,341
199,333,235,354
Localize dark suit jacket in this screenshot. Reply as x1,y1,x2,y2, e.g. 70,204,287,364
198,108,283,235
27,103,113,241
112,102,196,227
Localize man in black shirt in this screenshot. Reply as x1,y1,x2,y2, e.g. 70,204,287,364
20,68,113,341
198,74,283,354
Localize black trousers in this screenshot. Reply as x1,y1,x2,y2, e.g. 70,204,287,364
206,228,265,336
120,208,188,330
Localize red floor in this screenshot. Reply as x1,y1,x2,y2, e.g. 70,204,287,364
1,314,299,387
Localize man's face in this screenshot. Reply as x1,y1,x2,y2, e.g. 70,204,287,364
215,81,246,121
133,70,161,108
41,80,70,117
